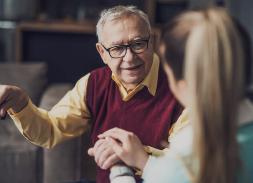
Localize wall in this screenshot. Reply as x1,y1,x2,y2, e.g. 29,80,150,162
40,0,145,20
227,0,253,84
188,0,253,86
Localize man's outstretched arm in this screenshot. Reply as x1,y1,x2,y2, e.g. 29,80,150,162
0,74,93,148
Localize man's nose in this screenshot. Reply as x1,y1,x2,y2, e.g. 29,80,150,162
123,47,135,62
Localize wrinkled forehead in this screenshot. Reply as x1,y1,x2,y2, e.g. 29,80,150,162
102,14,150,46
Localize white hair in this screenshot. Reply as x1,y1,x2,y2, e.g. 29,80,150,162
96,5,151,43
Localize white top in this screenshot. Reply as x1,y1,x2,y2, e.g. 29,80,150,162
142,98,253,183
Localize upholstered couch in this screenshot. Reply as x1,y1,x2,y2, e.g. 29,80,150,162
0,62,97,183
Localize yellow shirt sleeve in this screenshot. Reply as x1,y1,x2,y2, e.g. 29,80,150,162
9,73,92,149
168,109,189,142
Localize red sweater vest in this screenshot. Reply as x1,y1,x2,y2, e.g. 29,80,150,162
86,66,182,183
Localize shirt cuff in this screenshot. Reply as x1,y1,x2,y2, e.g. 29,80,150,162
141,155,156,180
8,99,38,140
111,176,136,183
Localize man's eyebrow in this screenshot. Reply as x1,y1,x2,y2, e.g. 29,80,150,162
132,36,148,41
109,41,124,47
109,36,149,47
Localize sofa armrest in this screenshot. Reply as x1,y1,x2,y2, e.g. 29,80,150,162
39,83,73,110
38,83,83,183
39,83,97,183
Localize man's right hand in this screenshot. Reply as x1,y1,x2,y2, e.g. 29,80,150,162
88,139,122,170
0,85,29,117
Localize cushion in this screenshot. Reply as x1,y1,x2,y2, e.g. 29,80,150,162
0,141,43,183
0,62,48,105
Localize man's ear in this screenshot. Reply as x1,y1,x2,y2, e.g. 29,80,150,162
148,32,155,52
96,43,107,64
150,32,155,46
178,79,187,91
177,79,189,107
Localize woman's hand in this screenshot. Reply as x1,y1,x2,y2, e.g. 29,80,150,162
98,128,149,170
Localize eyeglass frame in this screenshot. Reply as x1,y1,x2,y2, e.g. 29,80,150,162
101,35,150,59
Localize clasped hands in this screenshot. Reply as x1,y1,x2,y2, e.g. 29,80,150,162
88,136,121,170
88,128,149,171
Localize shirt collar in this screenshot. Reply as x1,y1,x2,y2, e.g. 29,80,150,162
111,53,160,96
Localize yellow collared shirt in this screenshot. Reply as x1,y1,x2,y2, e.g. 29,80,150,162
9,53,162,149
9,53,189,176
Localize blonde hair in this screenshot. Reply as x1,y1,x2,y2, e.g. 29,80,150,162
185,8,244,183
161,8,245,183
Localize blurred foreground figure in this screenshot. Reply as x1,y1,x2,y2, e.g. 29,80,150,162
100,7,253,183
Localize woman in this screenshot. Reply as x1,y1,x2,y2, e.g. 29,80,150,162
99,7,253,183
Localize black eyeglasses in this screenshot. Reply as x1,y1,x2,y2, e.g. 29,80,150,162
101,36,150,58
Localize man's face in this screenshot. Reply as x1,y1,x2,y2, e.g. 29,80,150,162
96,14,154,90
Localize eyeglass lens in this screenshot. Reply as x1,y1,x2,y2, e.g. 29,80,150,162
110,41,148,58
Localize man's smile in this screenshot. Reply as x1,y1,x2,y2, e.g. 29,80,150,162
121,65,142,71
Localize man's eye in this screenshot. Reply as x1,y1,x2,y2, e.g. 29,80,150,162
132,42,146,49
111,47,124,52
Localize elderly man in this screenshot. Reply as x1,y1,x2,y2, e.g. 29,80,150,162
0,5,182,183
